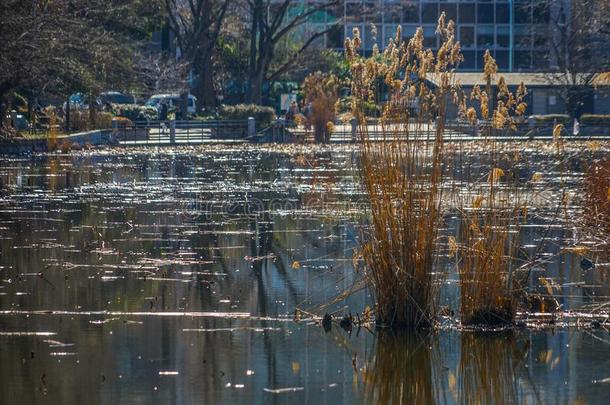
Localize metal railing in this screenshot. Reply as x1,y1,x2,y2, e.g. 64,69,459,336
115,119,251,145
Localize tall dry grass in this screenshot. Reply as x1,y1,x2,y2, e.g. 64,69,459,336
302,72,340,143
584,157,610,237
456,177,526,325
346,14,533,327
454,53,530,325
345,16,463,327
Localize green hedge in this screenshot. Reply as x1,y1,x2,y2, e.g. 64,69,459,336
530,114,571,124
218,104,276,129
580,114,610,124
111,104,158,121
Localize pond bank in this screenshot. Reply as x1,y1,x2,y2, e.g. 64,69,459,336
0,129,116,154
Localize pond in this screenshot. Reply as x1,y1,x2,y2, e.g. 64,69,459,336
0,145,608,403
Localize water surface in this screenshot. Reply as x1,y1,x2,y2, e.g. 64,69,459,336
0,145,608,404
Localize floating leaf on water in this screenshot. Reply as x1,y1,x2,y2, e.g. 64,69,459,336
291,261,301,269
291,362,300,374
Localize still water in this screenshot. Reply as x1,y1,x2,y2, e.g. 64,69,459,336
0,145,608,404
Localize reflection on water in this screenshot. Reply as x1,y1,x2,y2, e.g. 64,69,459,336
0,146,609,403
365,331,440,404
459,332,527,404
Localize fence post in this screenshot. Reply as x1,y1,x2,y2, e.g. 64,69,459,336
350,118,358,142
248,117,256,138
169,120,176,144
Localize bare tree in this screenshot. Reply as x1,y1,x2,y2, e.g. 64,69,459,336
543,0,610,116
163,0,231,110
0,0,160,128
244,0,341,104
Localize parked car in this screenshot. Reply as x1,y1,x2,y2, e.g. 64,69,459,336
66,91,135,111
67,92,89,110
98,91,136,106
145,94,197,115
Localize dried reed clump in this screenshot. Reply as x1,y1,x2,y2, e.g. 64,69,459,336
584,157,610,237
345,15,463,328
302,71,340,143
455,53,529,326
457,186,525,325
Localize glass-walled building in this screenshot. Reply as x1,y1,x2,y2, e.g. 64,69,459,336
298,0,566,72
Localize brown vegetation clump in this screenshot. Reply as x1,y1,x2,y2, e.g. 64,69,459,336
302,72,340,143
455,53,529,326
345,15,463,328
59,139,73,153
456,181,525,326
584,157,610,236
345,14,532,328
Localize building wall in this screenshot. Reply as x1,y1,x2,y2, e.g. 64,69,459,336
297,0,565,72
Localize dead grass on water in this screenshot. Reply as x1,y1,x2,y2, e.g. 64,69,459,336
346,14,531,328
345,16,461,328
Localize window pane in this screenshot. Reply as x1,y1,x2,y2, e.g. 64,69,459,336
477,4,494,24
439,3,457,23
477,25,495,48
459,4,475,24
423,25,437,48
346,3,363,23
403,24,418,41
496,3,510,24
514,25,531,48
422,3,438,24
403,1,420,23
514,4,531,24
326,25,344,49
532,51,549,69
364,2,381,24
532,25,550,48
497,26,510,48
460,26,475,48
461,50,476,70
495,50,509,70
514,50,532,69
383,4,401,23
